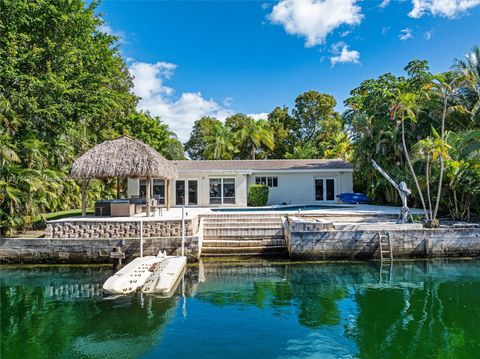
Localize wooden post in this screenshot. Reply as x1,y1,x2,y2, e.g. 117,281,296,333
146,176,151,217
116,177,120,198
166,179,171,210
81,180,88,217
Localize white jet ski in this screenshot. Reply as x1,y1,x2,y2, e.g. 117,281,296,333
102,255,167,294
141,256,187,294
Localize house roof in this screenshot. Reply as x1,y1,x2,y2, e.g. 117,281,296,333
170,159,353,172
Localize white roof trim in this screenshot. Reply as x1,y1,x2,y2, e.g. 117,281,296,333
177,168,353,174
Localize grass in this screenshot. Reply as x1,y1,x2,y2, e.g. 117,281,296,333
30,208,94,231
42,208,94,221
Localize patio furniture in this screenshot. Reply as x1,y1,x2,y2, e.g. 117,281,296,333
110,199,135,217
95,200,112,216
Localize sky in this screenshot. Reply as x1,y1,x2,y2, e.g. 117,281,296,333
96,0,480,141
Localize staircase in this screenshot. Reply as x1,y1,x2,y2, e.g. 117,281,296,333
200,214,287,257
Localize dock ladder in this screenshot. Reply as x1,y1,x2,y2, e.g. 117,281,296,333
377,232,393,262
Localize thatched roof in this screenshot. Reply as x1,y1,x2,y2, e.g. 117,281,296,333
70,136,177,180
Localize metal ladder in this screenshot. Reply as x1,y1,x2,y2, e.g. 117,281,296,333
378,232,393,262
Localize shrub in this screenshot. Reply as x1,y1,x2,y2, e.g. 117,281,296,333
248,185,269,206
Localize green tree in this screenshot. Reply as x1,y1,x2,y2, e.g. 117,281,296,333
203,122,236,160
266,106,299,158
184,116,221,159
239,119,274,159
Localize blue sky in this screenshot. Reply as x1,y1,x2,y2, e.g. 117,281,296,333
97,0,480,141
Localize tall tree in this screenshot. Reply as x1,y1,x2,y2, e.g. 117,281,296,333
266,106,298,158
184,116,221,159
239,119,274,159
203,122,236,160
292,91,339,143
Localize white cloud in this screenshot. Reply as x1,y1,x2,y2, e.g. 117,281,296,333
330,43,360,66
424,29,434,40
399,28,414,41
248,113,269,120
379,0,391,8
268,0,363,47
129,61,232,142
381,26,390,34
409,0,480,18
97,22,126,43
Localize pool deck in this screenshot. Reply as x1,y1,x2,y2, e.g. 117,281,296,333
48,204,425,223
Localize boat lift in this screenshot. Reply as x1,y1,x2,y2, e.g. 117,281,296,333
103,207,188,295
371,160,414,224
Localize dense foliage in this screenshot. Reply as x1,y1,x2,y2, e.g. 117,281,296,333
0,0,183,235
185,91,349,161
344,52,480,222
247,185,269,207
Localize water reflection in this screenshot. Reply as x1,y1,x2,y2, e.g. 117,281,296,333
1,259,479,359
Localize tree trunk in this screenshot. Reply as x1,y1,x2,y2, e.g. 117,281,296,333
426,155,433,219
401,120,429,221
81,180,88,217
252,145,256,160
433,95,448,222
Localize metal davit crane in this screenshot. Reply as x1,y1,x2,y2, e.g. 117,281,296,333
371,160,414,224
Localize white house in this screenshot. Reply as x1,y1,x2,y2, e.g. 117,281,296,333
127,159,353,207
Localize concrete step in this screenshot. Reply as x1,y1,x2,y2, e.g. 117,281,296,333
203,223,283,229
203,227,284,237
201,252,289,257
201,214,285,220
203,219,283,225
203,235,285,241
202,219,284,225
201,245,288,256
203,238,286,247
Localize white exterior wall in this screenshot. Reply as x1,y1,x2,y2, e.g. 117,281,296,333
127,172,248,207
127,170,353,207
246,171,354,205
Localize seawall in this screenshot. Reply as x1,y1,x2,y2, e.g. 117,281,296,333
285,217,480,260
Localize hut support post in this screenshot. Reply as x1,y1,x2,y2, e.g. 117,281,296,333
81,180,88,217
146,177,151,217
166,179,171,210
116,177,120,198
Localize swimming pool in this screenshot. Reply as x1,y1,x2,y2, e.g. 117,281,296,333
211,204,350,212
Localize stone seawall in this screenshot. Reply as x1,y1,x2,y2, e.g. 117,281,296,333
46,218,197,239
286,218,480,260
0,236,200,264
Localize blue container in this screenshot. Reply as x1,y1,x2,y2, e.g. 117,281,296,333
338,192,371,204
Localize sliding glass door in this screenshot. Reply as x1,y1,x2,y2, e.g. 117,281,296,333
209,178,235,205
314,178,335,202
175,180,198,206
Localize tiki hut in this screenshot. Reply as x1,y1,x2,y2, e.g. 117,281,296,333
71,136,177,216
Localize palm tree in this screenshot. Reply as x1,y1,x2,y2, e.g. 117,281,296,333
203,122,237,160
391,91,431,222
426,73,461,223
240,120,274,159
413,128,451,221
453,46,480,120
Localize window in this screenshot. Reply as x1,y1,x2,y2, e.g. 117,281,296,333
139,179,165,204
315,178,336,202
153,179,165,204
175,180,185,205
188,180,198,205
223,178,235,204
255,176,278,187
210,178,235,204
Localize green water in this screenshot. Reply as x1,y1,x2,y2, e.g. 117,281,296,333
1,259,479,359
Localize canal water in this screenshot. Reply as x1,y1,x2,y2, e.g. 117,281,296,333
1,259,479,359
